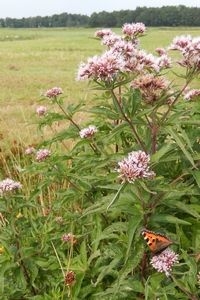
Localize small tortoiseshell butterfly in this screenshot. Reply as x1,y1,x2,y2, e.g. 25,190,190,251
141,228,173,255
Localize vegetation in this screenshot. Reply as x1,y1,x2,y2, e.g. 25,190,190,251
0,24,200,299
1,6,200,28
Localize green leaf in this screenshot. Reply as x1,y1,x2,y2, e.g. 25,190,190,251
151,214,191,225
94,256,121,286
151,143,174,163
126,216,143,261
168,200,200,219
165,127,195,167
80,240,88,268
107,182,128,210
191,170,200,188
89,105,119,120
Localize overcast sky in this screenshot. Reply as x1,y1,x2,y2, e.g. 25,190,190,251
0,0,199,18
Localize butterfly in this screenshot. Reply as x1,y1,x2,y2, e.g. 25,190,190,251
141,228,173,255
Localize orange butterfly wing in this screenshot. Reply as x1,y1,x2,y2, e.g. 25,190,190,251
141,229,173,254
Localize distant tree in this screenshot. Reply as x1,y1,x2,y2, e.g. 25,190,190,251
1,6,200,28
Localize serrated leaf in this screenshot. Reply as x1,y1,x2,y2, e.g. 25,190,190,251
168,201,200,219
126,216,143,261
94,257,121,286
152,214,191,225
191,170,200,188
166,127,195,167
151,143,174,162
80,240,88,267
89,106,119,120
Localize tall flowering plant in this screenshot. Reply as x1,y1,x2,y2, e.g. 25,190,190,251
36,24,199,299
75,24,200,299
1,24,199,299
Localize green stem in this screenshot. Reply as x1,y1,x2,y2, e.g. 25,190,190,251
56,101,80,131
161,75,194,125
107,182,127,211
56,100,99,154
110,90,147,152
51,241,65,278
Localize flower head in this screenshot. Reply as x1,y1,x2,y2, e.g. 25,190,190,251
36,106,47,116
61,233,77,244
183,89,200,101
150,248,179,277
131,74,169,104
44,87,63,98
117,150,155,183
155,47,167,56
169,35,200,71
157,54,172,70
111,40,137,59
0,178,22,195
25,146,35,155
79,125,98,139
169,35,192,51
122,22,146,39
135,50,161,72
95,29,113,39
77,50,125,82
64,270,76,286
36,149,51,162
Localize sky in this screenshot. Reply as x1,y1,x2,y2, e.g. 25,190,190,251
0,0,199,19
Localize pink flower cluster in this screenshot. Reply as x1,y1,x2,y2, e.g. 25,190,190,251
36,149,51,162
61,233,77,244
0,178,22,194
169,35,200,71
79,125,98,139
101,33,121,48
131,74,170,104
117,150,155,183
77,23,172,83
183,89,200,101
45,87,63,98
36,106,47,116
25,146,35,155
77,50,125,82
122,22,146,38
155,47,167,56
95,29,113,39
150,248,179,277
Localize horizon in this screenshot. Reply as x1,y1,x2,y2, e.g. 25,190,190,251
0,0,198,19
0,4,198,19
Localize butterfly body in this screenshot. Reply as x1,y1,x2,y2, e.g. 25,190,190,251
141,228,173,255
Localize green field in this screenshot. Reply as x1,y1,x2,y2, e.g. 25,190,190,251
0,27,200,145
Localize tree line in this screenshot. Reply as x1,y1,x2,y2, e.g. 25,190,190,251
1,6,200,28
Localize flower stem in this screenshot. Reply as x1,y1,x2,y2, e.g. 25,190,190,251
107,182,127,211
110,89,147,152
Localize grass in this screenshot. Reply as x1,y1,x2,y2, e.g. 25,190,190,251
0,26,199,147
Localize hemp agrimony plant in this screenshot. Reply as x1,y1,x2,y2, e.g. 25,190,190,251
0,24,200,299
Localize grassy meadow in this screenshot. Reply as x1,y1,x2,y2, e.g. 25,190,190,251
0,26,200,148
